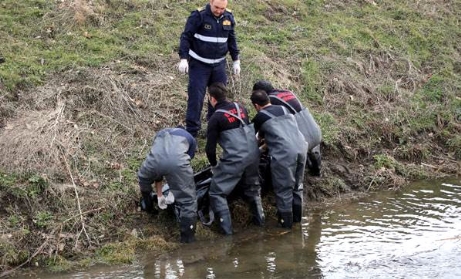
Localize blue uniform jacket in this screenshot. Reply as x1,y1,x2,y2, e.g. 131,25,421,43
179,4,239,64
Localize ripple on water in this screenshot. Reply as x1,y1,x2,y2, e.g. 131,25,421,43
316,179,461,278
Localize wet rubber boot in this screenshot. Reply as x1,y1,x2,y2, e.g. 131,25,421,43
216,210,233,235
278,211,293,229
293,203,302,223
249,197,265,226
180,216,196,243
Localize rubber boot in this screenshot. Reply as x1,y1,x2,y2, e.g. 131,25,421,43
140,191,155,214
249,197,265,226
307,146,321,177
293,203,302,223
216,210,233,235
180,216,196,243
278,211,293,229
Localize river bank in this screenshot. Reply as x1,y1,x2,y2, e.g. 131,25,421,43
1,0,460,276
9,177,461,279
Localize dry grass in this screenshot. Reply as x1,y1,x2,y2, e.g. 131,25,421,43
0,64,186,177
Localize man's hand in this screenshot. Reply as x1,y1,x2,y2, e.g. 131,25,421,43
178,59,189,74
232,60,241,75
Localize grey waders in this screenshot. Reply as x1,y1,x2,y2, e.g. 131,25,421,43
259,107,308,227
210,104,264,234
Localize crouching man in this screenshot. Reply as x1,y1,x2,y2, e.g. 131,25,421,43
138,127,198,243
251,90,308,228
253,80,322,176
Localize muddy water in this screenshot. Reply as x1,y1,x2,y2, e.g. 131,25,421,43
21,177,461,278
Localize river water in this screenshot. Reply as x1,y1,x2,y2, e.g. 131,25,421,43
19,177,461,278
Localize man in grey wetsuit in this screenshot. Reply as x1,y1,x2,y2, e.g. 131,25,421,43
138,127,197,243
253,80,322,176
206,82,264,235
251,90,308,228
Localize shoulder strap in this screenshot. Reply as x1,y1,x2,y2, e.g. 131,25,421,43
215,103,245,125
259,109,274,118
269,95,297,114
281,106,289,115
259,106,289,118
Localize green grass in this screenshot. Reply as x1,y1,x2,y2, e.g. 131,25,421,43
0,0,459,209
1,0,460,271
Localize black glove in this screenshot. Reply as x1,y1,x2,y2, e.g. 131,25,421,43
140,191,155,213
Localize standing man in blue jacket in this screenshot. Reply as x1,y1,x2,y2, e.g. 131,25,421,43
178,0,241,138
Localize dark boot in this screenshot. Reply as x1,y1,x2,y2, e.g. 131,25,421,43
307,146,322,177
249,197,265,226
140,191,155,214
278,211,293,229
216,210,233,235
180,216,197,243
293,203,302,223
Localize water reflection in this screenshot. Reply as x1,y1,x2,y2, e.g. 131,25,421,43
318,178,461,278
141,178,461,279
139,217,325,279
16,178,461,279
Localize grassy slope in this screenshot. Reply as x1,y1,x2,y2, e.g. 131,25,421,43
1,0,460,273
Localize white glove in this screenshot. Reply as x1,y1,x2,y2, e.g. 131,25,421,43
157,195,167,210
178,59,188,74
232,60,241,75
165,191,175,205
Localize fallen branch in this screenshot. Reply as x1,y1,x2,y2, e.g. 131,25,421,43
421,163,439,169
437,235,461,241
61,207,105,224
61,151,92,247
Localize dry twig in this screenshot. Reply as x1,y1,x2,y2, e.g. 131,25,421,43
61,150,91,247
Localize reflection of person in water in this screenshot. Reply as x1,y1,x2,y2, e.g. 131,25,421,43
264,213,323,278
140,213,325,277
265,212,323,277
302,210,323,277
142,237,236,278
